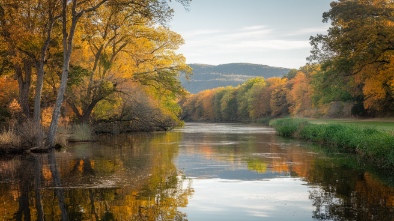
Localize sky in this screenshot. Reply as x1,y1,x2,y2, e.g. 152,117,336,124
168,0,333,69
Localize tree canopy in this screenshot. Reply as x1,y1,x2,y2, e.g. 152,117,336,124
0,0,191,147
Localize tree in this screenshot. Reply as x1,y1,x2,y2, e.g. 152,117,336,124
0,0,62,123
247,79,267,119
287,71,313,116
236,77,265,120
268,77,289,117
67,12,189,124
220,86,237,121
309,0,394,115
47,0,191,147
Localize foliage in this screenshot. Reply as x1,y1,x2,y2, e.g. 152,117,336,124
270,118,394,169
0,0,192,143
309,0,394,116
181,72,306,122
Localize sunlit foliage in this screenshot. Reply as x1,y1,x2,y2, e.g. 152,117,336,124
309,0,394,116
0,0,191,138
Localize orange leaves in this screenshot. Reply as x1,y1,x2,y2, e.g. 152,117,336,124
0,76,18,107
362,68,394,110
287,72,313,116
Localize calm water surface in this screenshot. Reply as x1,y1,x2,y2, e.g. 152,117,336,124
0,123,393,220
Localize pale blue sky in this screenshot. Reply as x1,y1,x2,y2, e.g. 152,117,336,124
169,0,333,69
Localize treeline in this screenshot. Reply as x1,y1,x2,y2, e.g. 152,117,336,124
182,0,394,122
181,65,351,122
0,0,191,147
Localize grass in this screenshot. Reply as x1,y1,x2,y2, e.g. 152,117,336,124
270,118,394,169
0,129,21,147
307,118,394,132
0,122,96,153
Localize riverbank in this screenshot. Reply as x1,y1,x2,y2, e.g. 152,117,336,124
269,118,394,170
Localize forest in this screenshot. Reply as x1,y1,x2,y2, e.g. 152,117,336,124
181,0,394,122
0,0,191,149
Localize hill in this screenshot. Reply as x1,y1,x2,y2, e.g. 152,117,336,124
180,63,291,94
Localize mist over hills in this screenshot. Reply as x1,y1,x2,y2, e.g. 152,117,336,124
180,63,291,94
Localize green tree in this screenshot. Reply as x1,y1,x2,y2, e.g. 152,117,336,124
220,87,237,121
236,77,265,120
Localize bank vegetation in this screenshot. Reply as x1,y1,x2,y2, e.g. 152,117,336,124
270,118,394,170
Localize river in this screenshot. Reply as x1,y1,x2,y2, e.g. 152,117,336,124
0,123,393,220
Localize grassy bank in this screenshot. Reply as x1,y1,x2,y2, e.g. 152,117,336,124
269,118,394,169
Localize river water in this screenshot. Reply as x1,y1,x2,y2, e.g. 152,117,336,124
0,123,393,220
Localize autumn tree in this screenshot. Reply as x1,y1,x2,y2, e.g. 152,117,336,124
309,0,394,116
0,0,62,122
47,0,191,147
67,22,189,124
268,77,289,117
287,71,313,116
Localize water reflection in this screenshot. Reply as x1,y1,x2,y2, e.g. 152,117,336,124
0,123,393,220
0,132,193,220
175,123,394,220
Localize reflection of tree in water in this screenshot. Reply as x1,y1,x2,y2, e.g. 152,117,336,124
308,160,394,220
14,154,45,221
0,132,193,220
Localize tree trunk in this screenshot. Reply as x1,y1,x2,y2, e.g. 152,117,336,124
47,0,76,147
47,0,108,147
33,61,45,123
47,59,70,147
14,59,32,118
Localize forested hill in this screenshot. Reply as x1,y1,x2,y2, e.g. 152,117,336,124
181,63,291,94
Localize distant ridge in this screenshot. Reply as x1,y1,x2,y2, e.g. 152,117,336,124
180,63,291,94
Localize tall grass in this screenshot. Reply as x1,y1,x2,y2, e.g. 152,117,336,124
270,118,394,169
0,129,21,147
